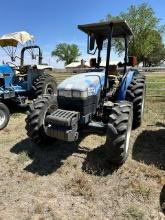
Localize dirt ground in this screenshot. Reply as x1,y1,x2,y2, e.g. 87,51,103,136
0,98,165,220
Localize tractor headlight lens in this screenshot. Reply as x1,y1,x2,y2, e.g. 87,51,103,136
72,91,88,98
58,90,65,96
58,90,72,97
58,90,88,98
80,91,88,98
72,91,81,98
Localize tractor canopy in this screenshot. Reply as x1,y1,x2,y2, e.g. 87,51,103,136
0,31,34,47
78,20,133,39
0,31,34,62
78,20,134,97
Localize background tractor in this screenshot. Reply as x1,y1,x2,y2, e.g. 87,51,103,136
26,20,146,165
0,31,57,130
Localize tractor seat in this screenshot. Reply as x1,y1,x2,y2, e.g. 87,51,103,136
18,65,30,75
108,65,119,76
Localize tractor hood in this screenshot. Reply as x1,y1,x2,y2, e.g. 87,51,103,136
58,71,105,96
0,64,13,75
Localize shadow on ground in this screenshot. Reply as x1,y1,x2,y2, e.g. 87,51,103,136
5,100,29,114
11,138,85,176
132,128,165,170
160,185,165,215
11,127,118,176
82,144,119,176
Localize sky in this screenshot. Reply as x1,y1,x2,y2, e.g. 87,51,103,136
0,0,165,67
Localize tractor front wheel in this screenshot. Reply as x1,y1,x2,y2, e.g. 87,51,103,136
105,101,133,165
32,74,57,99
25,95,58,146
0,102,10,130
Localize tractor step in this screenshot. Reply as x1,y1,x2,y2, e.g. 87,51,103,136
45,109,80,142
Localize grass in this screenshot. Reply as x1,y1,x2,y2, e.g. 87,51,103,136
65,172,95,200
17,151,30,164
122,206,145,220
132,180,152,200
0,71,164,219
146,74,165,96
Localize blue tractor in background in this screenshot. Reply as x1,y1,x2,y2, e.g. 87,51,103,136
0,31,57,130
26,20,146,165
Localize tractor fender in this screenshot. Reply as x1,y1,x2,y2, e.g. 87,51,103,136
117,70,137,101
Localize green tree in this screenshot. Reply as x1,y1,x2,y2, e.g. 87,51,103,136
51,43,81,66
145,31,165,66
104,3,165,66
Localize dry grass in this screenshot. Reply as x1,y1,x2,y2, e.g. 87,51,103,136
122,206,145,220
0,73,165,219
17,151,30,164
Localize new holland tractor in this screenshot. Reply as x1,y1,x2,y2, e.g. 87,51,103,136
0,31,57,130
26,20,146,165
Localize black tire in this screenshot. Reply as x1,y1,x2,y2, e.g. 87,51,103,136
105,101,133,165
126,74,146,129
0,102,10,130
32,74,57,99
25,95,58,145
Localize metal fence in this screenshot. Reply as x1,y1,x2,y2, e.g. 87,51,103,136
142,72,165,98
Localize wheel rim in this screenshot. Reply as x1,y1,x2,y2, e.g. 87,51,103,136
125,112,132,154
0,109,6,126
45,84,54,95
140,87,146,119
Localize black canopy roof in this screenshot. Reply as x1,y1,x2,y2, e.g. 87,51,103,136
78,20,133,38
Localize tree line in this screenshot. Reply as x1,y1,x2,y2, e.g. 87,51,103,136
52,3,165,67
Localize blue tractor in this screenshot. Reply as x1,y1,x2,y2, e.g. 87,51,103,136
0,32,57,130
26,20,146,165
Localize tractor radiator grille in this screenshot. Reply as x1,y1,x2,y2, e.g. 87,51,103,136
46,109,80,127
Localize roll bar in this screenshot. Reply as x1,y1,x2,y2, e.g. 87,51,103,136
20,45,43,66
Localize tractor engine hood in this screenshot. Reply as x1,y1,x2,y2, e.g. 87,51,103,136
57,71,105,98
0,65,13,77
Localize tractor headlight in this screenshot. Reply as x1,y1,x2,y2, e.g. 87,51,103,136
58,90,88,98
58,90,72,97
72,90,81,98
72,90,88,98
80,91,88,98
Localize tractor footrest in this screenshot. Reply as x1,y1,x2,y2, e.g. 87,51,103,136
45,109,80,142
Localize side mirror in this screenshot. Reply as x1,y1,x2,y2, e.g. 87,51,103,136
90,58,97,67
128,56,137,67
89,33,95,51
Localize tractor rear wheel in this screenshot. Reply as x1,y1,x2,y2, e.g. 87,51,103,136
32,74,57,99
126,74,146,129
105,101,133,165
0,102,10,130
25,95,58,145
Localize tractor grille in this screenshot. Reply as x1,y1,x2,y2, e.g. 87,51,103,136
46,109,80,127
45,109,80,142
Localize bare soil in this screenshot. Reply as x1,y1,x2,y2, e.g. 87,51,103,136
0,98,165,220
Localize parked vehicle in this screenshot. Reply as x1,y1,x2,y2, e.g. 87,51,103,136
26,20,146,165
0,31,57,130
